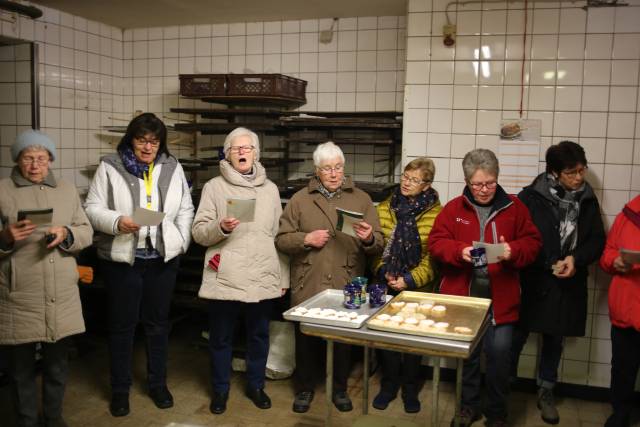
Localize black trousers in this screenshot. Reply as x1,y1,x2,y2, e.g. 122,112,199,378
606,325,640,427
5,339,69,427
102,257,179,393
378,350,421,397
294,324,351,394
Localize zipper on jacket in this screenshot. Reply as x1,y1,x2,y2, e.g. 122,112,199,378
463,197,513,296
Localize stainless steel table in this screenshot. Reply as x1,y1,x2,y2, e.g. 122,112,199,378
300,320,488,427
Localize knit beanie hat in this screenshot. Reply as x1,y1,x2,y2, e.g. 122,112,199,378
11,129,56,161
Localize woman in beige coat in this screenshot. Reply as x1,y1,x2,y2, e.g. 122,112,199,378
192,127,288,415
276,141,383,414
0,130,93,427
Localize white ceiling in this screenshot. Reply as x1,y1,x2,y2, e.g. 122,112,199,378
35,0,407,29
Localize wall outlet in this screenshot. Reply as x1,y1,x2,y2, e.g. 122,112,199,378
443,24,456,47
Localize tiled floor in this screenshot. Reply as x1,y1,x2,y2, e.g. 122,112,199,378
0,321,637,427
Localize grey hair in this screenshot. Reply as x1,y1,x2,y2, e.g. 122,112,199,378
462,149,499,181
312,141,345,167
223,127,260,161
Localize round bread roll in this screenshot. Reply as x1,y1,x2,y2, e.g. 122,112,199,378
419,319,435,331
404,317,418,325
401,306,417,314
377,313,391,321
390,315,404,323
390,301,405,310
454,326,473,334
431,305,447,318
414,313,427,321
406,302,419,309
433,321,450,330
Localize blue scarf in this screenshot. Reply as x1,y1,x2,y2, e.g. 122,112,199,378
118,145,154,178
382,186,438,277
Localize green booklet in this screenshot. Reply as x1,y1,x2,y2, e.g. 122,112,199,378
336,207,364,238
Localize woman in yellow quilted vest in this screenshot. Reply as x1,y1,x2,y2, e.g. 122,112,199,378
371,157,442,413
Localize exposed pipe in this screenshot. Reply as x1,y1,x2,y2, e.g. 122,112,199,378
0,0,43,19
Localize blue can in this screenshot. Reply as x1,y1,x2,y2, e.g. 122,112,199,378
368,283,387,308
343,282,361,309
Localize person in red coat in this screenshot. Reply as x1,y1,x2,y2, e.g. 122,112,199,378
428,149,541,427
600,195,640,427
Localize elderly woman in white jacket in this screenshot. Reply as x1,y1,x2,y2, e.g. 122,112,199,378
192,127,288,415
85,113,194,418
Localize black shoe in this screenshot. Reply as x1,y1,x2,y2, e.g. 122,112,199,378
210,391,229,414
245,388,271,409
293,390,314,413
149,386,174,409
372,390,396,410
44,417,69,427
110,392,130,417
403,394,421,413
450,406,482,427
332,391,353,412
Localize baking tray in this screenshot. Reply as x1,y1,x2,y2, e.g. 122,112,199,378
283,289,391,329
366,291,491,341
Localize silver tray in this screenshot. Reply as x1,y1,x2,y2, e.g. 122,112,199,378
283,289,391,329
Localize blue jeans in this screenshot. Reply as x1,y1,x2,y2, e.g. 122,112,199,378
102,257,179,393
462,321,514,420
511,327,564,389
208,299,273,393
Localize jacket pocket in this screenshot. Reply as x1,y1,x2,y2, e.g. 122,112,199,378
162,220,185,257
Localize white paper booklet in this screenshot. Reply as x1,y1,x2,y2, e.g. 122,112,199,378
336,207,364,238
226,198,256,222
472,241,505,264
132,207,165,226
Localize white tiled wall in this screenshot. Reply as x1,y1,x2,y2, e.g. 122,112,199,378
0,6,123,190
120,16,406,182
0,10,407,187
404,0,640,388
0,43,32,168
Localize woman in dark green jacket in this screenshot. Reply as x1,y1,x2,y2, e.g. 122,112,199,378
371,157,442,413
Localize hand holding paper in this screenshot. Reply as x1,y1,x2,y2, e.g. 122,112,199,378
336,207,364,238
620,248,640,265
226,198,256,223
132,207,165,227
472,241,506,264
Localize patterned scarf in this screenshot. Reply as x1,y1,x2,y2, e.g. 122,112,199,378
546,173,583,257
315,176,345,199
119,144,154,178
382,186,438,277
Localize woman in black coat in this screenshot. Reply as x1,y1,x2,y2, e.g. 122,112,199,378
511,141,605,425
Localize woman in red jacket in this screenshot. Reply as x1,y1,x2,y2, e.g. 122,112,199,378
428,149,541,427
600,195,640,427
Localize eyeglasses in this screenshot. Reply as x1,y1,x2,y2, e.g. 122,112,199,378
561,166,588,178
20,155,49,166
228,145,255,154
401,173,428,186
318,164,345,174
134,137,160,147
469,181,498,190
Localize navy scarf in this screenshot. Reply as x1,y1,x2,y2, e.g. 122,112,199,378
382,186,438,277
118,145,154,178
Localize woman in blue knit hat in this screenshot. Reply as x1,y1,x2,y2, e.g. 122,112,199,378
0,129,94,427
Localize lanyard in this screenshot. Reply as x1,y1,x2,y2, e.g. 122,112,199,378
143,162,154,209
